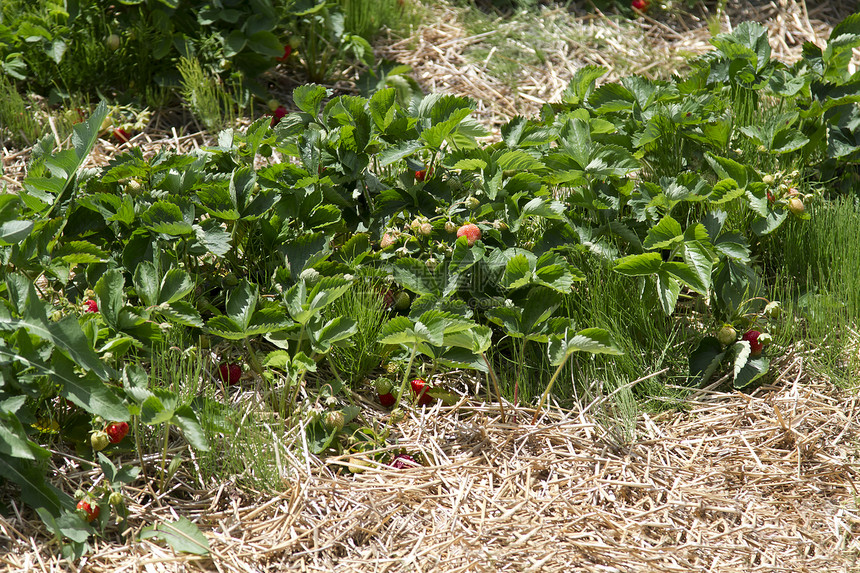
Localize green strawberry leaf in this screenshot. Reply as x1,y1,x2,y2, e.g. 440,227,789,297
140,517,210,556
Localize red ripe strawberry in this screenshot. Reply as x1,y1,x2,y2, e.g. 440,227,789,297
379,393,395,407
415,167,433,181
77,499,100,522
277,45,292,62
631,0,648,10
378,288,396,310
105,421,129,444
270,106,287,127
218,362,242,385
767,190,775,203
84,299,99,313
456,223,481,247
390,453,418,469
741,330,764,357
410,378,435,406
112,128,131,143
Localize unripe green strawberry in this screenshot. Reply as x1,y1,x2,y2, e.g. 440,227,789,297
465,196,480,209
394,291,411,311
762,174,775,185
267,98,280,112
445,221,456,233
324,410,345,432
126,179,142,194
717,324,737,347
109,491,124,506
788,197,805,216
493,220,509,231
374,377,394,395
410,218,422,232
106,34,120,51
764,301,782,319
91,431,109,452
419,222,433,236
425,257,438,272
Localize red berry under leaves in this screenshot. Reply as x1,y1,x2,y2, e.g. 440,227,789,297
277,45,292,62
112,128,131,144
84,299,99,313
741,330,764,357
631,0,649,11
270,106,287,127
218,363,242,385
410,378,435,406
105,421,129,444
456,223,481,247
379,392,396,407
77,499,100,522
391,453,418,469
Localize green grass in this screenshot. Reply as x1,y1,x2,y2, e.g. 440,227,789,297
177,56,236,132
0,74,44,147
338,0,423,42
765,195,860,388
326,279,393,384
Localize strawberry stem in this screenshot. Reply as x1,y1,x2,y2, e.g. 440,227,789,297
482,353,506,420
394,344,419,409
531,357,570,424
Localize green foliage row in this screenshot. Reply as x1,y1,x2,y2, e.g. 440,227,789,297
0,0,399,107
1,16,860,559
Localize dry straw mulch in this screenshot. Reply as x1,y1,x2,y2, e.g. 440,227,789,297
381,0,860,130
3,359,859,572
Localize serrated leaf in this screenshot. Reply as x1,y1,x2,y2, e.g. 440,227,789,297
689,336,725,385
548,327,622,366
643,216,683,250
614,252,663,276
172,405,209,451
656,271,681,315
160,302,203,328
140,517,210,556
51,241,109,264
293,84,328,116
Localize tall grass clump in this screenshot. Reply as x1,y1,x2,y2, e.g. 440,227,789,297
767,196,860,386
177,56,236,132
0,75,44,147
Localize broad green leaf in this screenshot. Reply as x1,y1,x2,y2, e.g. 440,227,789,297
656,271,681,315
94,269,125,329
160,302,203,328
548,327,622,366
133,262,159,307
689,336,725,385
51,241,108,264
293,84,328,117
643,216,683,250
0,314,114,381
0,411,50,460
142,201,193,236
172,405,210,451
442,325,492,353
159,269,194,305
614,252,663,276
140,517,210,556
0,457,68,518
